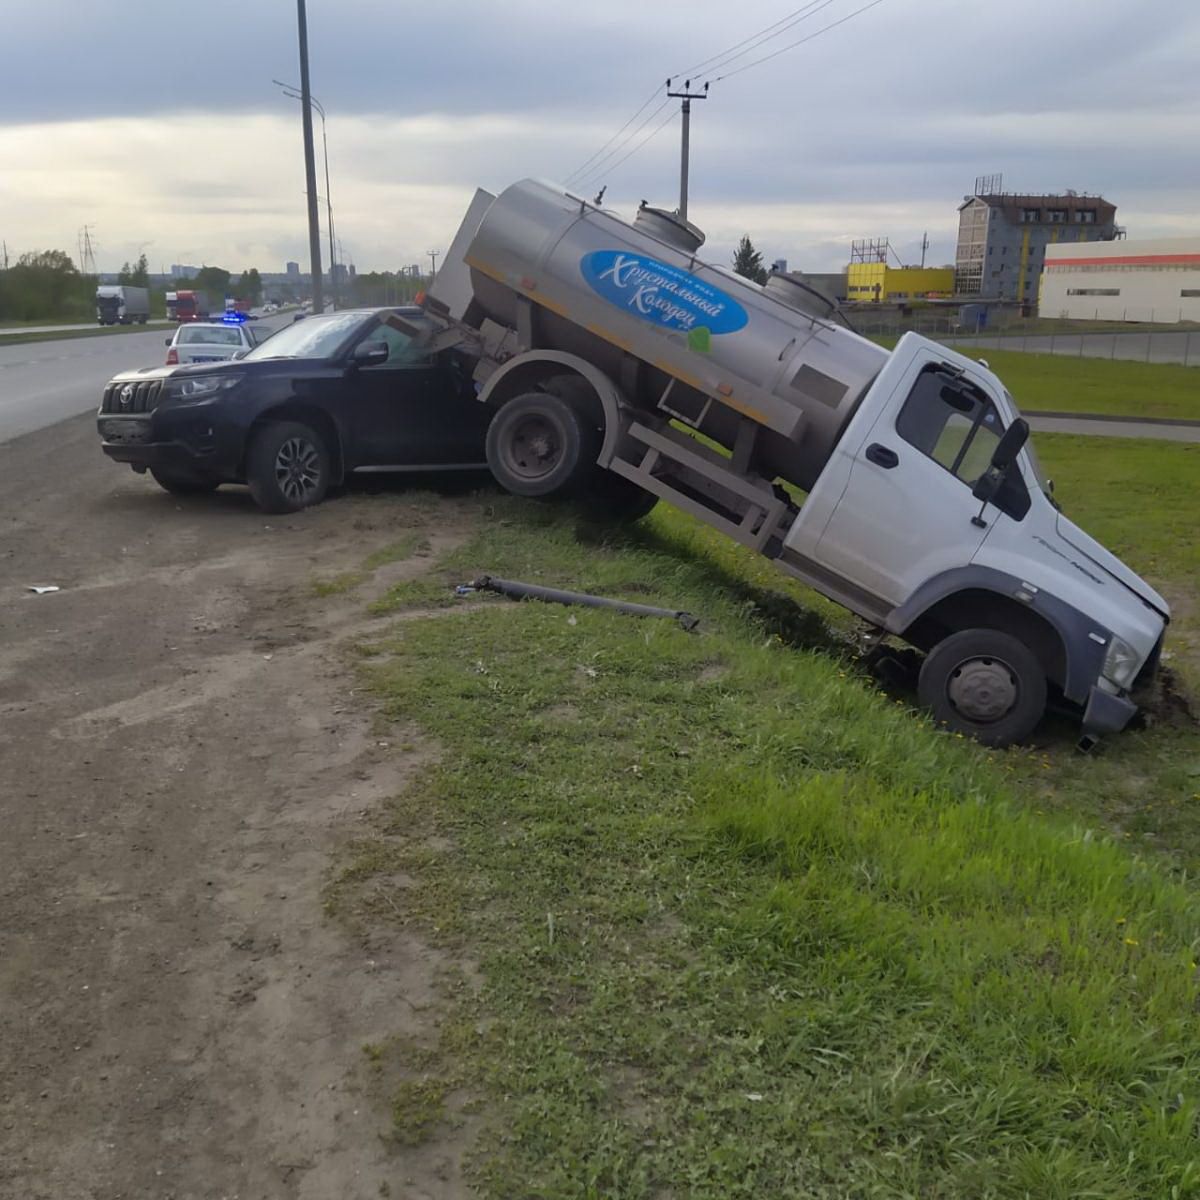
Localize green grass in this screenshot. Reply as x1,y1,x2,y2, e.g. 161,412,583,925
330,495,1200,1198
0,323,168,347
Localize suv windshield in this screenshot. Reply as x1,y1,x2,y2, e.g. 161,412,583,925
244,312,368,361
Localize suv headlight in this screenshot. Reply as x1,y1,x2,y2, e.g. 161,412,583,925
1103,635,1141,689
171,374,244,400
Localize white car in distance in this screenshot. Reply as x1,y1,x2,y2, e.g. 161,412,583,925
165,320,269,365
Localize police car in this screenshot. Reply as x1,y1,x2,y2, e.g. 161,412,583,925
164,316,269,365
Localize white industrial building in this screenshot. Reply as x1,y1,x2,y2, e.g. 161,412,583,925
1039,237,1200,323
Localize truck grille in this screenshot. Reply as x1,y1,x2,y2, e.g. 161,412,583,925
101,379,164,414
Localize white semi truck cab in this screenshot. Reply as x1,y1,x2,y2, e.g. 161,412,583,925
417,179,1168,747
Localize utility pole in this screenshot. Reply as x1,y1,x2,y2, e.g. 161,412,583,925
920,231,930,269
427,250,439,281
295,0,323,313
666,78,708,222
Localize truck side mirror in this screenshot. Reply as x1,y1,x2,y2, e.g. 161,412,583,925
972,418,1029,507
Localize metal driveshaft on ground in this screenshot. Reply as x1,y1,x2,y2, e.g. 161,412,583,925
472,575,699,631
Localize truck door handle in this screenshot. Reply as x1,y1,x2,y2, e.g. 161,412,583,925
865,443,899,469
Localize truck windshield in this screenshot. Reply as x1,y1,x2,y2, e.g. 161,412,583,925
243,312,367,360
1005,388,1058,507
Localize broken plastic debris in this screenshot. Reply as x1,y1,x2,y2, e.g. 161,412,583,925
454,584,476,596
27,585,60,595
744,1093,764,1102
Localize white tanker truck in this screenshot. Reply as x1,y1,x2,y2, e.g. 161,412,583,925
411,179,1167,748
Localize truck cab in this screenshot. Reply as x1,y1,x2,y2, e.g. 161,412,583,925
781,333,1167,745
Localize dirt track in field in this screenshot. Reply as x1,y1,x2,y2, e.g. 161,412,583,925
0,414,481,1199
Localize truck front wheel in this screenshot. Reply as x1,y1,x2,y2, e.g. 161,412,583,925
917,628,1047,748
486,392,600,498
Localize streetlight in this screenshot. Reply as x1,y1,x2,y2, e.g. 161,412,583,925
274,77,337,309
288,1,322,314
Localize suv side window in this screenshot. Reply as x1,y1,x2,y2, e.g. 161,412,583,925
366,321,433,368
896,367,1030,518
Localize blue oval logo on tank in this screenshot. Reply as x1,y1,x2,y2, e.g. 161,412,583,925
579,250,748,336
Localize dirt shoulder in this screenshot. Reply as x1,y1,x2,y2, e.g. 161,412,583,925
0,415,478,1199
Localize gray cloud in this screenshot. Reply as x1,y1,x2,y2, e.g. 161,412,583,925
2,0,1197,272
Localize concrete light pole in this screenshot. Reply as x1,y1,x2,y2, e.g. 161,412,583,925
666,79,708,223
275,79,337,309
294,1,323,313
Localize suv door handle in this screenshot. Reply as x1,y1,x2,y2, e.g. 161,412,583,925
865,443,899,469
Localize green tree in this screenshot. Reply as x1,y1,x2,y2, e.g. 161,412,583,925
0,249,92,321
117,253,149,287
193,265,231,299
732,235,768,285
236,268,262,304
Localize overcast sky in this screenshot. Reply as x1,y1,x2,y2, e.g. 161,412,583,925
1,0,1197,276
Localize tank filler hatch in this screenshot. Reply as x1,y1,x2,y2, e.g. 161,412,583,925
634,203,706,253
764,271,837,320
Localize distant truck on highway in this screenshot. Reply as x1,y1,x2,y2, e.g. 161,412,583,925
410,178,1168,748
95,285,150,326
173,290,209,322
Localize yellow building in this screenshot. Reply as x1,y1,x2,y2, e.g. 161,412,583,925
846,263,955,303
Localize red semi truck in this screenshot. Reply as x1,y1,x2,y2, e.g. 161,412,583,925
173,290,210,322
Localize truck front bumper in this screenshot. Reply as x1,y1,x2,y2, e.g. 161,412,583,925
1082,685,1138,736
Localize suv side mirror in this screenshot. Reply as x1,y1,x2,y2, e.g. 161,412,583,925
972,417,1030,505
352,340,389,368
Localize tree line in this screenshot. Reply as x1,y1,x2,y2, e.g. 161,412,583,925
0,248,266,323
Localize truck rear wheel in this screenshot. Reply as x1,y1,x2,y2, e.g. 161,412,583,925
486,392,600,498
246,420,331,513
918,628,1047,748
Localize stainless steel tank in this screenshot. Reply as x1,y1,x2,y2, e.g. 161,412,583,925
449,178,888,491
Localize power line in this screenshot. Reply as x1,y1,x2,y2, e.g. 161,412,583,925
589,105,678,186
678,0,834,83
710,0,887,83
574,96,673,189
565,83,669,187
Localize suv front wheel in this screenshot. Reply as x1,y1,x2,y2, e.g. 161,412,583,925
246,420,331,513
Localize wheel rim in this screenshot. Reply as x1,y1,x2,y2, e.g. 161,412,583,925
274,436,322,503
501,413,564,482
946,655,1019,724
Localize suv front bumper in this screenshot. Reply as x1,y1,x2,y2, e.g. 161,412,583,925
97,414,232,478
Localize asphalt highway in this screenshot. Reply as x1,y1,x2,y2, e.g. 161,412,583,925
0,318,288,444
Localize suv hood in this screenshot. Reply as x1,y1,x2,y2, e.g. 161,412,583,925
1055,513,1169,620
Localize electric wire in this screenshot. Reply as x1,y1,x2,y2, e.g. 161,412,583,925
709,0,887,82
676,0,834,83
585,105,678,187
573,97,674,189
564,83,668,187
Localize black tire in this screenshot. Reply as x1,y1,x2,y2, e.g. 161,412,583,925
918,628,1047,748
149,467,219,496
485,391,601,498
580,469,659,524
246,420,331,513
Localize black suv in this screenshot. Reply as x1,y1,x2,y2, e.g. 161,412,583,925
96,307,491,512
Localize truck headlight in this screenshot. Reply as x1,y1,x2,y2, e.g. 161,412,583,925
1103,636,1141,689
172,374,243,400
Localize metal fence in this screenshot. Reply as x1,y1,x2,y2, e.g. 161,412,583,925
853,316,1199,368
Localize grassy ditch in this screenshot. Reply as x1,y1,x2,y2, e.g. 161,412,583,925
331,479,1200,1197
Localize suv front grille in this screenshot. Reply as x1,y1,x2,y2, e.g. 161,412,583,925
101,379,164,414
